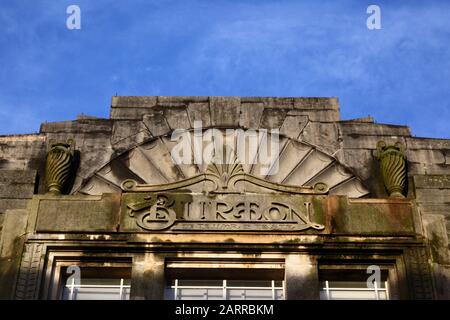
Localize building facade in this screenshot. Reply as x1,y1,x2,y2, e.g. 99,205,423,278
0,96,449,300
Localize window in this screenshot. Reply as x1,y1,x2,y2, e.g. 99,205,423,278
40,251,133,300
166,279,284,300
320,280,389,300
61,267,131,300
319,267,390,300
164,259,285,300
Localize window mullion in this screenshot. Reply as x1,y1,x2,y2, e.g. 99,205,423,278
325,281,330,300
271,280,275,300
374,281,379,300
174,279,179,300
119,278,124,300
222,280,227,300
69,277,75,300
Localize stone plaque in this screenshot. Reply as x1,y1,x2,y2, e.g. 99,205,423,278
123,193,325,232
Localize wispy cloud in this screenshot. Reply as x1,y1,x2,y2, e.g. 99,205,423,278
0,0,449,138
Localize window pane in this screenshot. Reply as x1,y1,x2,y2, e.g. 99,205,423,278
228,289,273,300
177,288,223,300
227,280,272,288
73,288,122,300
326,281,386,289
329,290,378,300
177,280,222,287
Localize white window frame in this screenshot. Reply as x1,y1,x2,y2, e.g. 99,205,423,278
321,279,390,300
65,277,131,300
164,256,286,300
169,279,285,300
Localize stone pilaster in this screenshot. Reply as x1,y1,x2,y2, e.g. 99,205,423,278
130,253,165,300
284,254,319,299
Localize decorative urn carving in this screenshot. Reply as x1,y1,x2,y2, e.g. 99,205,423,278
376,141,407,198
45,139,75,195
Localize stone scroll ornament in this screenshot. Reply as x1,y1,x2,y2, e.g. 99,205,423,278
45,139,75,195
376,141,407,198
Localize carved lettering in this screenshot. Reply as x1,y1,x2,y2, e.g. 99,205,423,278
127,193,325,232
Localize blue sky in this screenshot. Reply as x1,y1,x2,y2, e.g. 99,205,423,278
1,0,449,138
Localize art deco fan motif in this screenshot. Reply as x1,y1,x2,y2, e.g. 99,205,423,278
77,130,369,198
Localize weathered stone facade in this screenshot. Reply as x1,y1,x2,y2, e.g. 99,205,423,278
0,96,449,299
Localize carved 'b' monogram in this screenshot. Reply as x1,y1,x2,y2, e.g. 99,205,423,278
129,195,176,230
